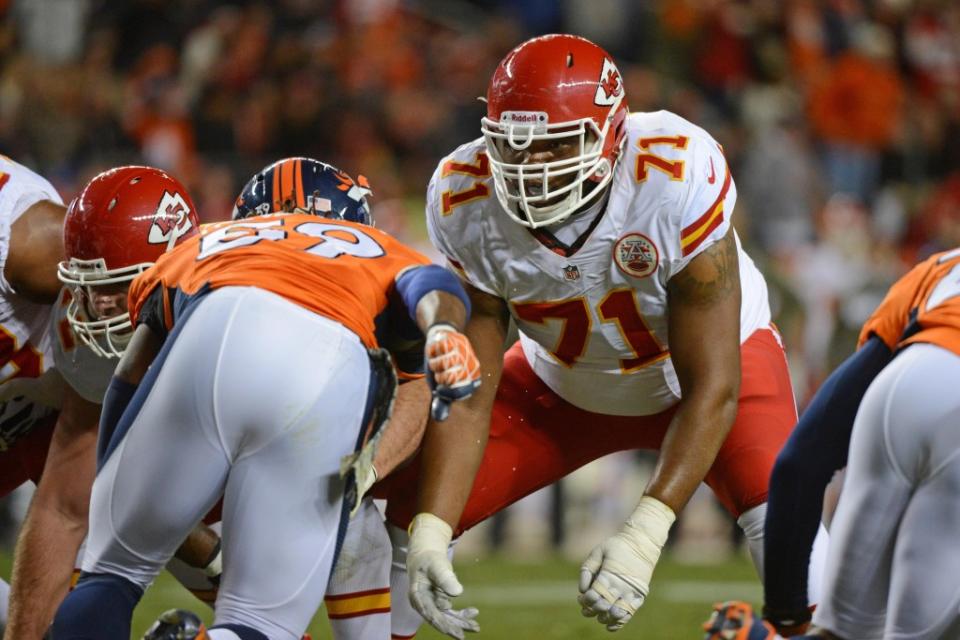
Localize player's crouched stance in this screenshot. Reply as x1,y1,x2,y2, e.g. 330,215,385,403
50,166,480,640
705,249,960,639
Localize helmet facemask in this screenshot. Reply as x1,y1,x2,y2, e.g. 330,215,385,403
57,258,153,358
482,93,624,228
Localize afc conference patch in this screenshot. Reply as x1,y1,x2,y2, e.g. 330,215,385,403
613,233,658,278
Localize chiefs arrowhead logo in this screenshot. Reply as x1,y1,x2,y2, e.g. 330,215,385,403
594,58,623,107
148,190,194,245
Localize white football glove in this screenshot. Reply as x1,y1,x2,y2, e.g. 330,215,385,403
577,496,676,631
407,513,479,639
339,437,379,518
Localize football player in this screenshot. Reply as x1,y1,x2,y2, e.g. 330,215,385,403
0,155,66,638
375,34,823,637
0,161,207,639
709,247,960,640
50,165,480,640
169,157,447,640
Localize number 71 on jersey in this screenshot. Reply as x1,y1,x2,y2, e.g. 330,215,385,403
514,289,668,372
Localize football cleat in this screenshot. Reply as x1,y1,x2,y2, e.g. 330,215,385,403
703,601,777,640
141,609,207,640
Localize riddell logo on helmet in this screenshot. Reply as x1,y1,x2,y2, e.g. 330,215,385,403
594,58,623,107
501,111,548,125
148,191,195,244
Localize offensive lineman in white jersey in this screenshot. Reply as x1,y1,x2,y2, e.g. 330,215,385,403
0,155,68,636
376,34,823,638
0,161,214,639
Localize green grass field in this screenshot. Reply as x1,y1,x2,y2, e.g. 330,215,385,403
118,552,757,639
0,549,757,638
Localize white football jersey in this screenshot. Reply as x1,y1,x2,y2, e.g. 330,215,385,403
426,111,771,416
0,156,62,447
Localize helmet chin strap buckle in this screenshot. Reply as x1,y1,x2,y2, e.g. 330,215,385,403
585,159,612,185
593,159,611,178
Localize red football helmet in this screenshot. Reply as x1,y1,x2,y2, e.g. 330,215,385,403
481,34,629,228
57,166,199,357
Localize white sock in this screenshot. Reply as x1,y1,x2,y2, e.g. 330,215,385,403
737,503,766,579
388,523,423,639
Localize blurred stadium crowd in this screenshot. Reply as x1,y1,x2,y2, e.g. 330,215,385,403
1,0,959,552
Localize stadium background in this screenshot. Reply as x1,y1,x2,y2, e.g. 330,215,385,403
0,0,958,637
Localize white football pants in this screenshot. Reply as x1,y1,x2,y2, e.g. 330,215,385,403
81,286,370,640
814,343,960,640
167,499,393,639
323,498,392,639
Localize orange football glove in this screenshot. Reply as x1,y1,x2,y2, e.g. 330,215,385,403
425,323,481,421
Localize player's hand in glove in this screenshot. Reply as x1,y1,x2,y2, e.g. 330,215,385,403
425,323,481,422
408,513,479,639
578,496,676,631
339,443,378,517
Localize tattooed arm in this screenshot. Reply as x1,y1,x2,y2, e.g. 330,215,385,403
574,228,743,631
645,227,742,512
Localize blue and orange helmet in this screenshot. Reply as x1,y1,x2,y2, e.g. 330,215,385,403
232,157,374,225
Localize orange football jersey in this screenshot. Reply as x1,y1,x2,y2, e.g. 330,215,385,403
128,214,431,348
859,248,960,357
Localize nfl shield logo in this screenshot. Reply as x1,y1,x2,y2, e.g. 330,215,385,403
563,264,581,281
